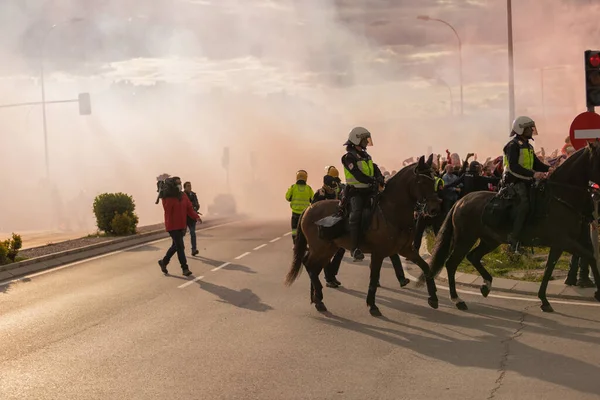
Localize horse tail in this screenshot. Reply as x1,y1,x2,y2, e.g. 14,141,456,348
418,204,455,283
285,210,308,286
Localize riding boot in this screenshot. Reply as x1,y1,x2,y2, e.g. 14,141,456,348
349,223,364,261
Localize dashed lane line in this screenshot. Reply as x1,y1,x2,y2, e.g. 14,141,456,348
178,275,204,289
283,232,293,236
211,262,231,272
179,235,286,289
235,252,251,260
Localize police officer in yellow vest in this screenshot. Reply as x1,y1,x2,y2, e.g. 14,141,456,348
502,116,552,252
286,170,314,244
342,127,384,261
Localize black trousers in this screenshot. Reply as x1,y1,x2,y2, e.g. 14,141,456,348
325,248,345,281
163,229,188,268
511,181,531,240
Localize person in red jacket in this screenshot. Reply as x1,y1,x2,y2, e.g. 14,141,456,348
158,177,201,276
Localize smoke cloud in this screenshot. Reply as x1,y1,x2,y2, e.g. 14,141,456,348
0,0,597,233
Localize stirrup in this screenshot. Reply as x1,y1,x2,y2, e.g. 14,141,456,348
351,248,364,261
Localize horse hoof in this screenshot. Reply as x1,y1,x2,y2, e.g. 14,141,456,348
315,302,328,312
595,291,600,303
369,307,382,317
456,302,468,311
400,278,410,287
428,298,439,309
480,285,490,298
540,303,554,313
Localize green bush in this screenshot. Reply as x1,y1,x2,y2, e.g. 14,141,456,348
0,233,22,265
93,193,139,235
110,211,138,236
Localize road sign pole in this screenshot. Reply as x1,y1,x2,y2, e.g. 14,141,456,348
591,198,600,282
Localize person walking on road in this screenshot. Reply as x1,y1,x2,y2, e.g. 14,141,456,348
159,177,201,276
184,181,201,256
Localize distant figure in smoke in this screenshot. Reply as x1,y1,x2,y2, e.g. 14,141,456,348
158,176,201,277
184,181,201,256
286,170,314,244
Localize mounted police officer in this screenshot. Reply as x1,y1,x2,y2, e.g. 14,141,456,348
502,116,552,252
341,127,384,261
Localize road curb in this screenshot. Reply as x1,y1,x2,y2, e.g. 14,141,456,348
0,217,242,281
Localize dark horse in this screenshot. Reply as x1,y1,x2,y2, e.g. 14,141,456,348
419,142,600,312
285,155,442,316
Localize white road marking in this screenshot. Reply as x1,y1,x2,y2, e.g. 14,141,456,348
235,252,251,260
574,129,600,139
0,220,246,288
211,262,231,272
283,232,293,236
253,244,267,250
178,275,204,289
270,237,281,243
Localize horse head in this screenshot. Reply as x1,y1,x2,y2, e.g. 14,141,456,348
412,154,441,217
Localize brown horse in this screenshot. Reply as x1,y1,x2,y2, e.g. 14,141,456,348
285,155,442,316
419,142,600,312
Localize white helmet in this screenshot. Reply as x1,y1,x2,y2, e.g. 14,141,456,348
511,116,538,137
345,126,373,147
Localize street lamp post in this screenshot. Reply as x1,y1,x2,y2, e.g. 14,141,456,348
39,17,84,179
417,15,463,117
507,0,516,128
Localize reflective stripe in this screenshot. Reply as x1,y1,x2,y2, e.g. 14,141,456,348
289,184,313,214
435,177,444,191
344,159,374,188
503,146,535,180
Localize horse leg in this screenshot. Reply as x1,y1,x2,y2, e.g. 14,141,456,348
366,255,385,316
443,237,479,310
304,254,328,312
405,251,439,309
538,246,563,312
466,240,499,298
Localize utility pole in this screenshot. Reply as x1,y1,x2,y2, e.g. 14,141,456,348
507,0,516,127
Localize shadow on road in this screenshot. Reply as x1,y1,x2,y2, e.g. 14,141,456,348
191,255,256,274
319,287,600,397
196,281,273,312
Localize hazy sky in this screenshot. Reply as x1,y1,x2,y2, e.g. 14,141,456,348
0,0,597,231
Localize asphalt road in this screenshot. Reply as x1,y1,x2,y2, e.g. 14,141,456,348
1,219,600,400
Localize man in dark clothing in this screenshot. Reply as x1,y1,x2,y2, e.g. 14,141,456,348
159,176,201,276
184,181,201,256
502,116,552,253
453,161,501,197
312,174,344,287
341,126,384,261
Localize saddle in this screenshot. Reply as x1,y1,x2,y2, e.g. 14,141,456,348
482,181,547,230
315,192,379,240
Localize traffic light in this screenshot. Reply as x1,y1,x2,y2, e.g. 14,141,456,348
584,50,600,108
78,92,91,115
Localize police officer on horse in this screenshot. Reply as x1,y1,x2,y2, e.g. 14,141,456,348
341,127,384,261
502,116,553,253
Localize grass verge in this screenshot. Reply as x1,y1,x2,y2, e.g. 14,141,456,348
424,230,572,282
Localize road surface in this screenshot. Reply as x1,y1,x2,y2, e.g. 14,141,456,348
1,219,599,399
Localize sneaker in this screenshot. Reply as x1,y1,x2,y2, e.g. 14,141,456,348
333,278,342,286
182,267,193,277
326,281,339,288
158,260,168,274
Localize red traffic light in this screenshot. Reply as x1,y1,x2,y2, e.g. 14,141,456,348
590,53,600,68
